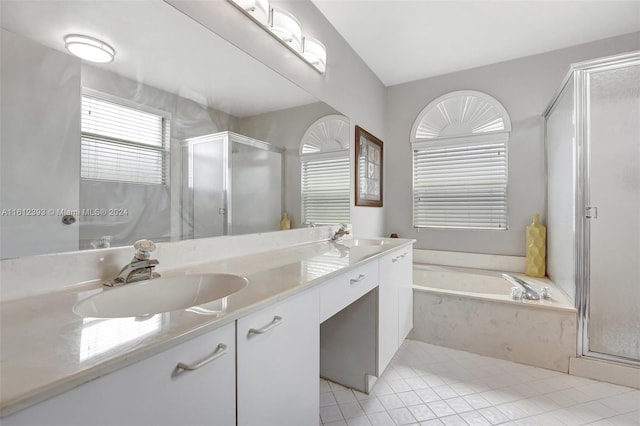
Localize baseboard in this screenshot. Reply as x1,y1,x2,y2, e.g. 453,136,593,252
570,357,640,389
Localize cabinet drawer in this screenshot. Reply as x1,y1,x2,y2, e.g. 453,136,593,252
320,261,379,322
4,321,236,426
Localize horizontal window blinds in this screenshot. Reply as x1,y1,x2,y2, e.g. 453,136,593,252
413,134,508,230
81,94,169,185
301,155,350,225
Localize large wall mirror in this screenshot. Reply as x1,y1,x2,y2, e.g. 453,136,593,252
0,0,347,259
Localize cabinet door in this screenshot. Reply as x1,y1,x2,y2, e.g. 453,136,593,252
237,289,319,426
4,321,236,426
378,251,399,374
397,249,414,344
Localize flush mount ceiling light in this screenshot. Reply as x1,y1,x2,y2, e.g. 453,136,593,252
64,34,115,63
269,8,302,51
229,0,270,25
302,37,326,73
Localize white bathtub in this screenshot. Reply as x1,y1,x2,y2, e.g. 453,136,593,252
410,263,578,372
413,264,574,310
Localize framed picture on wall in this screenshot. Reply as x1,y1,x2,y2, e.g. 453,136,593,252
355,125,383,207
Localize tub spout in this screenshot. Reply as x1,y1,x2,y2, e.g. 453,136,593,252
501,274,541,300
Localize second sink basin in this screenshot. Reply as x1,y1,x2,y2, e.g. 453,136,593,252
338,238,386,248
74,274,248,318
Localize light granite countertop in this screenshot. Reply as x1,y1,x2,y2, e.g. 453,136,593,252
0,238,414,417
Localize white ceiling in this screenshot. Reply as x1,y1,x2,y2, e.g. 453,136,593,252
1,0,318,117
312,0,640,86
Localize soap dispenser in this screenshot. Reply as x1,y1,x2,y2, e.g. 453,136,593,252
525,214,546,277
280,212,291,230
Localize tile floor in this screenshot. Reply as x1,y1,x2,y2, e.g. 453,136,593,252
320,340,639,426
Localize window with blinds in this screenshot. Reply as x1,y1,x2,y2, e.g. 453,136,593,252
413,133,508,230
81,93,170,185
301,154,350,225
411,91,511,230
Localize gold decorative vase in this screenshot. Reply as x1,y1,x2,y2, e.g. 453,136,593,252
525,214,546,277
279,212,291,230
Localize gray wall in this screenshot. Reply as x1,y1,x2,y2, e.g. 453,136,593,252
0,30,81,258
167,0,387,237
385,32,640,256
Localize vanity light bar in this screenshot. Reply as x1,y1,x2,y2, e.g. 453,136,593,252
227,0,327,74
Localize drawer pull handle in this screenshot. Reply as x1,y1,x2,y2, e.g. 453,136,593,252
177,343,228,372
248,316,283,336
393,253,409,262
350,274,366,284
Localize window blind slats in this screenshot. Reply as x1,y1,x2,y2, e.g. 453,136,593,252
81,95,169,185
301,156,350,225
413,133,508,230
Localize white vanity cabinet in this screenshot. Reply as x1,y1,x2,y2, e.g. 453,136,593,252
378,247,413,374
397,249,414,344
236,288,320,426
3,321,236,426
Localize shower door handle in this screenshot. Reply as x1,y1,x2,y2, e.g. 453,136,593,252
585,206,598,219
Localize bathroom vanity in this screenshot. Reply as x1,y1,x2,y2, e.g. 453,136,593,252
0,232,414,425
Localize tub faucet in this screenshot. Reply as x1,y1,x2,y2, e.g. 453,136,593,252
105,239,160,287
331,224,350,241
502,273,540,300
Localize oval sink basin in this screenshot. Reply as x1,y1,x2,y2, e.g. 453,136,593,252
74,274,248,318
338,238,386,247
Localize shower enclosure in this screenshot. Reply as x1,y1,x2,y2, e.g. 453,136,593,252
545,51,639,367
182,131,285,238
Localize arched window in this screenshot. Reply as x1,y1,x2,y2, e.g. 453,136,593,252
411,91,511,230
300,115,350,225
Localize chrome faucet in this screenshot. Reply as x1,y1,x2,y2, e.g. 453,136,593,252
105,239,160,287
331,224,350,241
502,273,540,300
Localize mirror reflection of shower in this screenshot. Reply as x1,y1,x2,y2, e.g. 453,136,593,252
182,132,284,239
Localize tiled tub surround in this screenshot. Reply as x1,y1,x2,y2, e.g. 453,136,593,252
410,263,577,373
0,226,413,417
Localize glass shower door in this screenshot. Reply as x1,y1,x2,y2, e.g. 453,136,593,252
585,61,640,363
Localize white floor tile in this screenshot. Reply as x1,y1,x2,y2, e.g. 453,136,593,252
346,416,372,426
321,405,344,424
418,419,444,426
397,391,425,407
462,394,492,410
390,379,414,393
599,391,640,414
459,410,491,426
415,388,442,404
367,411,396,426
432,385,459,400
334,389,358,404
444,397,474,414
387,407,418,425
407,404,437,422
324,420,348,426
477,406,510,425
426,400,456,418
379,394,406,411
360,397,387,414
321,391,339,407
340,401,366,419
321,340,638,426
438,414,468,426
